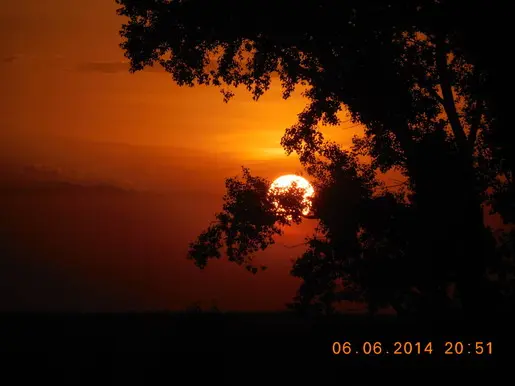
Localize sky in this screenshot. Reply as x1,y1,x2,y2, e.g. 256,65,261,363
0,0,368,312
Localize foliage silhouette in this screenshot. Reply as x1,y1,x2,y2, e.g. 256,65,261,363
116,0,514,317
187,167,306,274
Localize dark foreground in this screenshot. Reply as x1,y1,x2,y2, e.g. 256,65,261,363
0,312,512,382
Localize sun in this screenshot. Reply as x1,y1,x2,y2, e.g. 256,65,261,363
268,174,315,216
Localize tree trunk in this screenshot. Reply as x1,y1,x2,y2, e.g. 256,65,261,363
405,133,489,318
454,187,487,316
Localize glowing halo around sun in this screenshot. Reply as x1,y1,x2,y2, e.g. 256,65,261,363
268,174,315,216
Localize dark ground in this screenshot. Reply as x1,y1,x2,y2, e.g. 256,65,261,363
0,311,511,382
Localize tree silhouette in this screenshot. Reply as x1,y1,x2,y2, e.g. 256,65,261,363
116,0,512,317
187,167,307,274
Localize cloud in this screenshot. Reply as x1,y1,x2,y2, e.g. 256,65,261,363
77,61,130,73
1,54,71,66
0,162,135,196
2,55,21,63
77,61,166,74
76,60,278,77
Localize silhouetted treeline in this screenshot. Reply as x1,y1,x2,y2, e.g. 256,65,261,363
116,0,514,318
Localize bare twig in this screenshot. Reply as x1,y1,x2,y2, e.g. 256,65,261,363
468,100,483,147
282,242,309,249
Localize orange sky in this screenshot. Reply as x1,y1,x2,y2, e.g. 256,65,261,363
0,0,369,312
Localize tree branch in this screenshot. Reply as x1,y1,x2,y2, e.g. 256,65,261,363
391,121,417,175
282,242,309,249
426,86,444,105
434,36,469,153
468,101,483,147
386,181,408,188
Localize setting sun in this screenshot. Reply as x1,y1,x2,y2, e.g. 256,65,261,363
269,174,315,216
